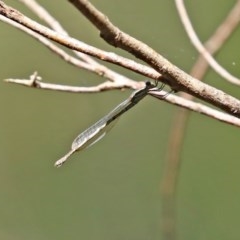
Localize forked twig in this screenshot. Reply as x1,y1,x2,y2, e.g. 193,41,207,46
1,1,240,117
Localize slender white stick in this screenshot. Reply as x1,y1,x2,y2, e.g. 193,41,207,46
175,0,240,86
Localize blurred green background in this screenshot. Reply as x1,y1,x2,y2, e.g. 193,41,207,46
1,0,240,239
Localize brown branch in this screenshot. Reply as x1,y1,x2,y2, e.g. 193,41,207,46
0,1,240,117
67,0,240,117
0,1,161,80
3,3,240,128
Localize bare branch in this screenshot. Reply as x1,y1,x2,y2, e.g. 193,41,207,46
19,0,69,35
65,0,240,117
150,90,240,128
0,16,95,73
0,1,161,80
4,72,145,92
19,0,139,85
175,0,240,86
1,1,240,116
5,73,240,128
0,14,142,90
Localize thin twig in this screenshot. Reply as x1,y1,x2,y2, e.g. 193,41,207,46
4,72,145,92
175,0,240,86
4,73,240,128
0,15,103,76
19,0,139,85
149,91,240,128
19,0,98,64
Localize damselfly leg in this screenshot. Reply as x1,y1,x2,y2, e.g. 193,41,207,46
149,80,172,99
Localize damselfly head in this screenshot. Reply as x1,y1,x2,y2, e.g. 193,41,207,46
145,80,165,92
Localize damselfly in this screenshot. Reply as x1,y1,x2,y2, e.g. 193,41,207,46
55,81,162,167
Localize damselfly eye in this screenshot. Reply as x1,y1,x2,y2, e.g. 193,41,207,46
145,81,151,86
